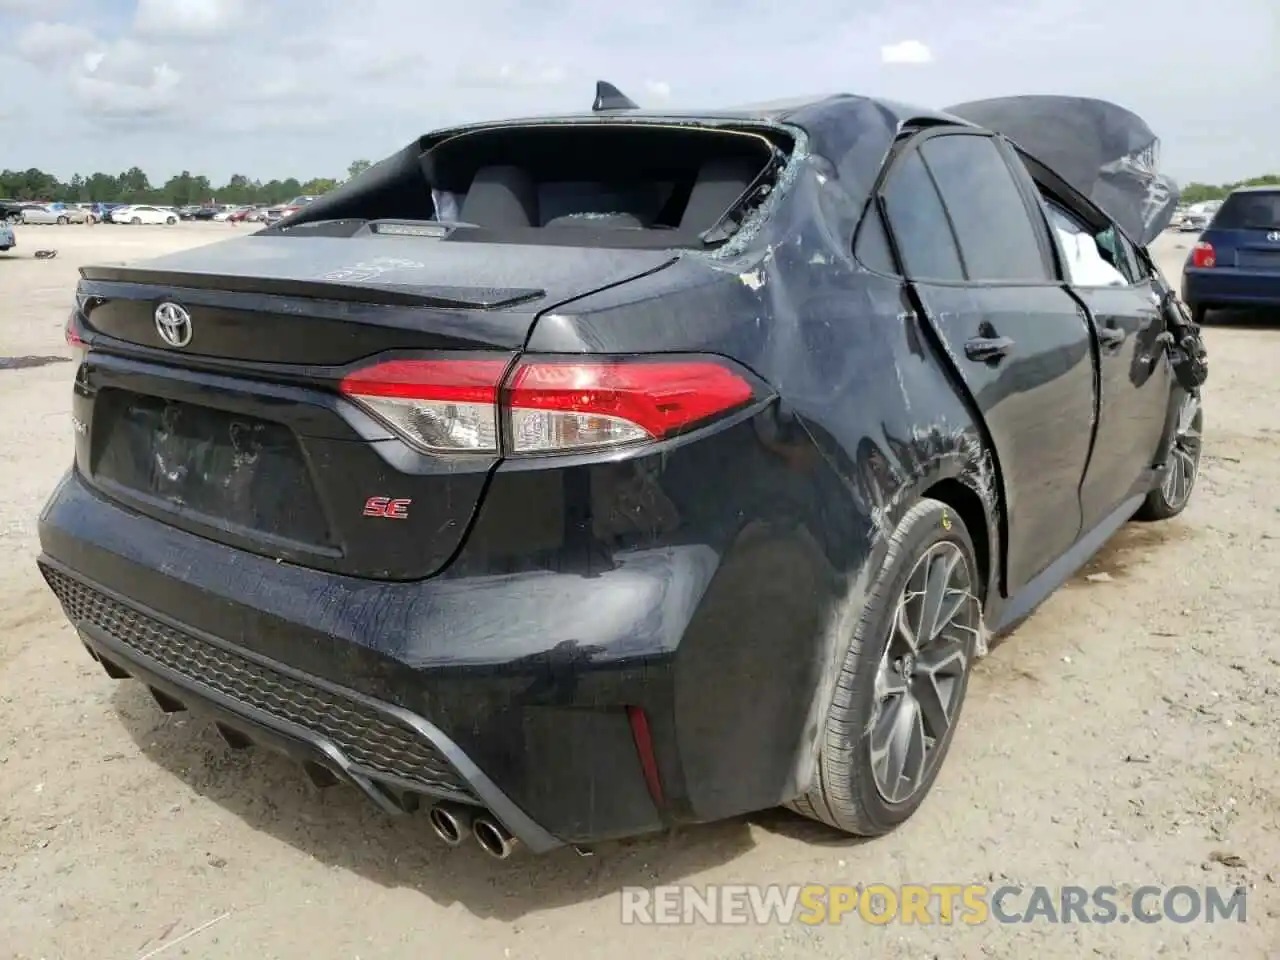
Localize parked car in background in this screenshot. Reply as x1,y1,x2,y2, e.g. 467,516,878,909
1178,212,1210,233
227,206,258,223
40,92,1203,856
1,198,24,223
265,195,319,225
109,205,179,225
18,203,89,225
0,219,14,252
1182,185,1280,322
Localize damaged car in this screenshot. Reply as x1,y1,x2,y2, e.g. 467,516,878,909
38,87,1203,857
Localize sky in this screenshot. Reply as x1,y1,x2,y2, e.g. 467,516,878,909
0,0,1276,186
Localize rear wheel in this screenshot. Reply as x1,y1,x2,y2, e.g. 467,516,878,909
1190,304,1208,325
1135,393,1202,521
792,498,981,836
166,216,177,225
57,216,69,225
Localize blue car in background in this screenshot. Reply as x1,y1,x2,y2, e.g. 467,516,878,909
1182,186,1280,322
0,219,14,252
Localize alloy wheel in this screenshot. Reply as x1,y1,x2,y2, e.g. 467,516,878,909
1161,394,1202,509
870,541,979,805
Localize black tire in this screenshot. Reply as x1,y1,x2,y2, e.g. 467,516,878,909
792,497,982,836
56,216,69,225
1134,393,1202,522
131,217,141,225
1190,304,1208,325
166,216,177,225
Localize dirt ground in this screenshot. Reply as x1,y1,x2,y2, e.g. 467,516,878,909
0,222,1276,960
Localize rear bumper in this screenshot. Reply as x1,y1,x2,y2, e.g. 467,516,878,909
39,425,856,846
1182,268,1280,308
46,559,559,851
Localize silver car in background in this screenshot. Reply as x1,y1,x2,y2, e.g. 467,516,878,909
18,204,89,225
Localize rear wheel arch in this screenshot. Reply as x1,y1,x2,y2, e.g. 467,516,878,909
920,476,992,604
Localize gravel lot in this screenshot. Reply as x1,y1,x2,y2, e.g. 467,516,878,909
1,222,1277,959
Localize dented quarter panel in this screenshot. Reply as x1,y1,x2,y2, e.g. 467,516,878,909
521,110,1007,819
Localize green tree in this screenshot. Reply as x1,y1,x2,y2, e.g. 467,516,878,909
347,159,372,179
301,177,339,195
118,166,151,201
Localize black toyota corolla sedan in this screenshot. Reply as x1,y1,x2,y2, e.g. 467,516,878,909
38,87,1205,858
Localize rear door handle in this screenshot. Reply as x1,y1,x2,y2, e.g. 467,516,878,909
964,336,1015,363
1098,326,1127,350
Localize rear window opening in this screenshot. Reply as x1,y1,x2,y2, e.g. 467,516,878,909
1212,191,1280,230
283,122,794,249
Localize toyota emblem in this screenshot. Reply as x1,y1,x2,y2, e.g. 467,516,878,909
154,301,193,347
1268,231,1280,242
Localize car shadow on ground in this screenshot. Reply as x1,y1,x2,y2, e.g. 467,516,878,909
110,684,867,920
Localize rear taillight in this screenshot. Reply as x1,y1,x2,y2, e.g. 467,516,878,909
507,359,754,454
339,356,756,456
340,359,507,453
1192,241,1216,268
65,305,86,353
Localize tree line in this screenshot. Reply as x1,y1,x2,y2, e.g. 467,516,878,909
1178,173,1279,205
0,160,373,207
4,158,1275,209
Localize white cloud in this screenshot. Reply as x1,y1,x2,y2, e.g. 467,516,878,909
15,21,97,63
454,62,570,90
68,40,182,116
880,39,933,64
133,0,246,40
0,0,66,11
643,79,672,101
2,0,1276,187
69,66,181,116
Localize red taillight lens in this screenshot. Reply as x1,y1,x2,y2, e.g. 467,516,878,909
339,357,756,456
1192,241,1216,268
506,359,755,454
340,359,508,453
65,307,86,351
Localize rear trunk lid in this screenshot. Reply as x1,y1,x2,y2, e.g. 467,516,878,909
72,234,677,580
1205,191,1280,271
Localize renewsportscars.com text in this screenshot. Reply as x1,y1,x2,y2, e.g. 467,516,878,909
620,884,1248,926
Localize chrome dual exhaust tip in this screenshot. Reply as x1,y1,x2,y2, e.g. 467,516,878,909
427,802,473,846
429,803,517,859
472,814,517,859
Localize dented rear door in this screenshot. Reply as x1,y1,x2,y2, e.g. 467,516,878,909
875,131,1096,591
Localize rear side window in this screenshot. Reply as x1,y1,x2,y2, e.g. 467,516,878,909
1212,192,1280,229
881,152,964,281
919,135,1052,282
